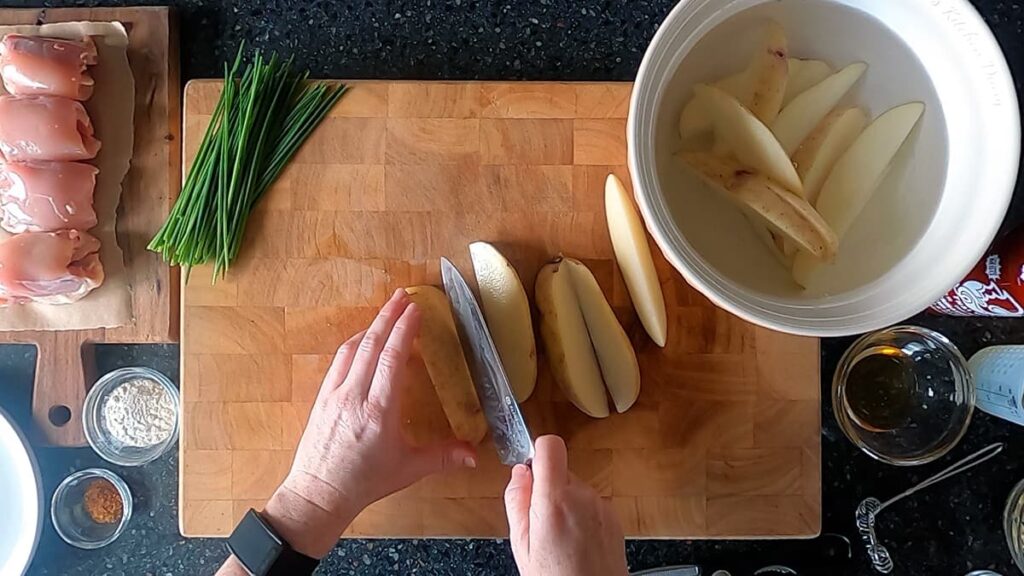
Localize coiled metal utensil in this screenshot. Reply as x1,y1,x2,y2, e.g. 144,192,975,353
856,443,1004,573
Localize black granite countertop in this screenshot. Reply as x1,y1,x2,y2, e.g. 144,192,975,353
0,0,1022,574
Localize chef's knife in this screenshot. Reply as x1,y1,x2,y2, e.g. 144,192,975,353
440,257,534,466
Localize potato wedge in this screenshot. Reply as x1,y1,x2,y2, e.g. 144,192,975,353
695,84,803,194
469,241,538,403
743,20,789,125
750,215,793,266
782,59,832,107
563,258,641,413
535,261,610,418
678,22,788,138
772,62,868,155
604,174,667,347
679,76,738,139
405,286,488,444
791,102,925,287
793,107,868,205
681,152,838,260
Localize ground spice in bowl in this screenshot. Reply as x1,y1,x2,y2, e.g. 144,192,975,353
83,478,123,524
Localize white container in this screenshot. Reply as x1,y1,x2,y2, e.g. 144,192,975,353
968,345,1024,426
628,0,1020,336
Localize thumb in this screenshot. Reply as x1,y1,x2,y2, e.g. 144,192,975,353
407,439,477,481
504,464,533,562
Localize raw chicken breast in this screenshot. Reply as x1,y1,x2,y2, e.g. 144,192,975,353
0,95,101,161
0,161,98,233
0,35,97,100
0,229,103,305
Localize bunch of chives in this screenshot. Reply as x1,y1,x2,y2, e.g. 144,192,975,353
149,46,347,282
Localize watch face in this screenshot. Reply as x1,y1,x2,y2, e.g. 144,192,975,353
228,510,284,576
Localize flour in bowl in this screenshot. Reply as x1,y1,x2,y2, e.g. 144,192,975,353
101,378,176,447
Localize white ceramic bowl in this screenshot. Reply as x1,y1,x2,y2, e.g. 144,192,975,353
629,0,1020,336
0,407,40,575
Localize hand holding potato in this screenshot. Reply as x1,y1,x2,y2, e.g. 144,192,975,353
245,290,478,563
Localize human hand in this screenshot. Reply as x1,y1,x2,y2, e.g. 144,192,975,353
263,289,478,558
504,435,628,576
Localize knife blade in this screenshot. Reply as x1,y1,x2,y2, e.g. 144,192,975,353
440,257,534,466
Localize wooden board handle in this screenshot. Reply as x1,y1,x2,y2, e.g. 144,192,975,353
31,330,101,446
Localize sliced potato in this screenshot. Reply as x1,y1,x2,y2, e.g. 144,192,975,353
749,214,793,266
535,261,610,418
564,258,641,413
743,20,789,125
679,22,788,138
679,71,748,139
604,173,668,347
405,286,488,444
695,84,803,194
469,241,537,403
716,71,749,96
792,102,925,287
772,62,868,155
793,107,868,205
680,152,838,261
782,59,832,107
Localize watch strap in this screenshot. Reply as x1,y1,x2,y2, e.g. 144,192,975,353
268,546,320,576
228,508,320,576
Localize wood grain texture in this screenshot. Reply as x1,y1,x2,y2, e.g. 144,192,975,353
0,7,179,446
180,81,820,539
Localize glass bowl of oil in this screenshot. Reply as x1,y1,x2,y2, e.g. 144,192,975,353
833,325,974,466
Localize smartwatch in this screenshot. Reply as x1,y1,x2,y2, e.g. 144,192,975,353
227,509,320,576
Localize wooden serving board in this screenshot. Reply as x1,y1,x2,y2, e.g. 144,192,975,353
179,80,821,539
0,7,180,446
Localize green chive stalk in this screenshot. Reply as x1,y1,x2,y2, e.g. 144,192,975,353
149,45,347,282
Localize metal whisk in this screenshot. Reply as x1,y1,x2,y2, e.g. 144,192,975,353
855,443,1004,573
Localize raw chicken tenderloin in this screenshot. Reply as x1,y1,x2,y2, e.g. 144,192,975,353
0,161,98,233
0,35,97,100
0,229,103,305
0,95,101,161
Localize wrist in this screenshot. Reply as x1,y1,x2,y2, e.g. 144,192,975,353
261,479,358,559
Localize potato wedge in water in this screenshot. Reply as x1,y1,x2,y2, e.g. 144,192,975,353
772,62,868,155
605,174,667,347
678,72,749,139
679,21,788,138
791,102,925,287
405,286,488,444
793,107,868,205
743,20,789,125
535,260,610,418
681,152,838,261
779,107,868,259
782,59,832,107
469,241,537,403
695,84,803,194
564,258,641,413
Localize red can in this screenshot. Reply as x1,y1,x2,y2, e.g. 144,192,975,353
931,230,1024,317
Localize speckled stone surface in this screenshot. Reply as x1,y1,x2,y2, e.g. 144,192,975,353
0,0,1021,574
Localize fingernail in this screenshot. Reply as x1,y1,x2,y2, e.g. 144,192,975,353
463,456,477,469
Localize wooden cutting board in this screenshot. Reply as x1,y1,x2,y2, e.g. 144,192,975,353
179,80,821,539
0,7,179,446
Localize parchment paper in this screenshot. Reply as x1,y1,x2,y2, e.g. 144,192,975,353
0,22,133,331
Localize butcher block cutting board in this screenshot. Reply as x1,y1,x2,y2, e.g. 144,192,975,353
0,7,179,446
179,80,821,539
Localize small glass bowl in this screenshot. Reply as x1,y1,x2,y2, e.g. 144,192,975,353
51,468,132,549
1004,478,1024,572
833,325,975,466
83,367,180,466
